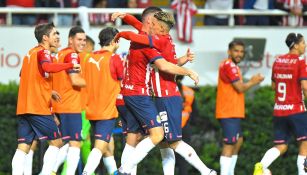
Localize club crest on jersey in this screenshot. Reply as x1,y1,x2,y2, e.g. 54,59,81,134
43,50,50,54
71,53,78,58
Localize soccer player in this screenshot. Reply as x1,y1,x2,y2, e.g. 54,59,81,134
215,40,264,175
111,8,199,175
23,38,62,175
51,26,86,174
81,27,123,175
114,11,217,175
79,35,95,171
253,33,307,175
12,22,80,175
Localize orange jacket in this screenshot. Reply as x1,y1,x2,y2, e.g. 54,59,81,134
17,46,53,115
181,85,195,128
83,50,121,120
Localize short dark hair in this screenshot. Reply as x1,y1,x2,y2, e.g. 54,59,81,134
86,35,95,46
285,33,304,49
68,26,85,38
98,27,119,47
34,22,55,43
228,40,245,50
141,6,162,22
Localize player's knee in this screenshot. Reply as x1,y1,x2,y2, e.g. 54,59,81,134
275,144,288,154
49,138,63,148
149,127,164,144
69,140,81,148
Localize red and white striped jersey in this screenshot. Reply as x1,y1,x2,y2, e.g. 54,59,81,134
122,31,163,96
171,0,197,43
149,34,181,97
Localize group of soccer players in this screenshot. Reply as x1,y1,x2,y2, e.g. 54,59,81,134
10,5,307,175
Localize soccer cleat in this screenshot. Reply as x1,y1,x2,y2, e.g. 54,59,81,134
51,172,57,175
304,156,307,173
253,162,264,175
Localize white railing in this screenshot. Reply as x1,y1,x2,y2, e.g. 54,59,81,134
0,7,305,26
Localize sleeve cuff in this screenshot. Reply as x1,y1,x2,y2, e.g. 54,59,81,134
150,56,163,63
231,78,240,83
148,36,153,48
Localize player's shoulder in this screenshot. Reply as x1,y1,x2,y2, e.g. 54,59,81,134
37,48,51,59
221,59,236,68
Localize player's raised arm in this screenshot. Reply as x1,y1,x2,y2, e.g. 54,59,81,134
112,12,143,31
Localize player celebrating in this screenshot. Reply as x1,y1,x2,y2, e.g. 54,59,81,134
51,26,86,174
112,8,199,175
253,33,307,175
12,22,80,175
81,27,123,175
114,11,217,175
216,40,264,175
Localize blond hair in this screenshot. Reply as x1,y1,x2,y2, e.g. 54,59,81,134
154,11,176,30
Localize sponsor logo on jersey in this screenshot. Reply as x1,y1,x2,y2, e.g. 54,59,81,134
275,74,293,79
274,104,294,110
71,58,78,64
124,84,134,90
276,58,297,64
159,111,168,122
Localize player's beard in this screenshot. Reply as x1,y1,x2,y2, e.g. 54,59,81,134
231,56,242,64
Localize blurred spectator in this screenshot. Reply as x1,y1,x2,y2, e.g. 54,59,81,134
89,0,113,26
127,0,152,8
6,0,36,25
275,0,307,26
203,0,234,26
107,0,127,8
0,0,5,24
36,0,74,26
244,0,274,25
171,0,197,43
78,0,93,32
55,0,74,26
125,0,152,21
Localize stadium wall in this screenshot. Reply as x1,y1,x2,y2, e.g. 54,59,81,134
0,26,306,85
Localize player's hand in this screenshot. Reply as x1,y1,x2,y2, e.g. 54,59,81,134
73,63,81,72
118,120,123,127
186,48,195,63
114,33,121,43
53,114,60,126
111,12,126,21
251,73,265,84
188,70,199,86
51,90,61,102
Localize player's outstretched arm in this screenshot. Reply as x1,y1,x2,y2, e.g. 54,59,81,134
232,73,264,93
154,58,199,85
115,31,155,47
111,12,143,31
42,62,80,73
